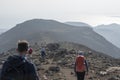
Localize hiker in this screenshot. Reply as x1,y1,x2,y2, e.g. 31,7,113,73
75,51,88,80
27,47,33,62
28,48,33,55
40,47,46,61
88,51,92,55
0,40,39,80
28,47,33,58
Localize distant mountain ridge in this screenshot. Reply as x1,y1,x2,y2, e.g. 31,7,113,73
65,22,91,27
0,28,7,35
0,19,120,58
94,23,120,48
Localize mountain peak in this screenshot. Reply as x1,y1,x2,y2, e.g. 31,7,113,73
94,23,120,48
20,19,60,25
109,23,120,26
0,19,120,58
96,23,120,28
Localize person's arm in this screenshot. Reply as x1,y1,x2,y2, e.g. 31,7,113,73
85,60,89,73
74,57,78,73
0,61,9,80
74,62,76,73
30,64,40,80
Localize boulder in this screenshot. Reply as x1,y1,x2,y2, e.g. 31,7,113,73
46,43,60,51
99,71,107,76
48,66,60,72
108,76,120,80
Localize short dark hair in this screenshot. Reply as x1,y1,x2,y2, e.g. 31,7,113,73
17,40,28,52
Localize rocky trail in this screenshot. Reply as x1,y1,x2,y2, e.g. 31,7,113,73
0,42,120,80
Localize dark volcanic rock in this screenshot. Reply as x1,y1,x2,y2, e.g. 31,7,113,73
46,43,60,51
108,76,120,80
48,66,60,72
53,48,67,61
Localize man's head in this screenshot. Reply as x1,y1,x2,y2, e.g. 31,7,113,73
78,50,84,56
17,40,29,53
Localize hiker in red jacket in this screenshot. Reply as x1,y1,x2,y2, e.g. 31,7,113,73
75,51,88,80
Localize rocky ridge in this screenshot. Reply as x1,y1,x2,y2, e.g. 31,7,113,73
0,42,120,80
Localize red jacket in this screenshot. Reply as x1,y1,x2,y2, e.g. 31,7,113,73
75,55,86,72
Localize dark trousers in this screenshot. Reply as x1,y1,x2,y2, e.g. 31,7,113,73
76,72,85,80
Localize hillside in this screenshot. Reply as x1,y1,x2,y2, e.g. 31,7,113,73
0,42,120,80
0,28,7,35
94,23,120,48
0,19,120,58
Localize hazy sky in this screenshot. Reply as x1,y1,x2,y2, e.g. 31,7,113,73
0,0,120,29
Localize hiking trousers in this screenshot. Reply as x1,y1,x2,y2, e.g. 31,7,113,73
76,71,85,80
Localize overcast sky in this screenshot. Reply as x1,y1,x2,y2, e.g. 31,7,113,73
0,0,120,29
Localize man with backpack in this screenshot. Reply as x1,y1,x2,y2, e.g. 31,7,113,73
0,40,39,80
75,51,88,80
